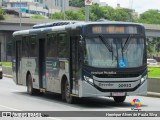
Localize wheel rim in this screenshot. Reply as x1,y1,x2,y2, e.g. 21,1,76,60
28,76,32,94
65,82,70,100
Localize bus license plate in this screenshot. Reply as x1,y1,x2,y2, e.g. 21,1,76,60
112,92,125,96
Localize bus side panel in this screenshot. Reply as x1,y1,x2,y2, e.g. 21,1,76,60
45,58,69,93
21,58,39,89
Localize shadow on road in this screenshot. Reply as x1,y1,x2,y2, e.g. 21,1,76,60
12,91,148,109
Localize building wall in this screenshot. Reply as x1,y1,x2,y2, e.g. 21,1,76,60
0,31,13,62
45,0,69,11
0,0,2,6
7,0,34,2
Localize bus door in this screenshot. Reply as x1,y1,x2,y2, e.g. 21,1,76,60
39,39,46,89
70,36,80,95
16,41,22,84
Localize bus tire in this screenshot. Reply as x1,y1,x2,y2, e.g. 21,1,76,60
27,74,37,95
64,80,75,104
113,96,126,103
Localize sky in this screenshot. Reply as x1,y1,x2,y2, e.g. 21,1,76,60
100,0,160,14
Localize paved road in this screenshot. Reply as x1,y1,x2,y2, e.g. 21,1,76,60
0,77,160,120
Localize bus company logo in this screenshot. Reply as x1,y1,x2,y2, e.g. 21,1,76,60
131,99,141,111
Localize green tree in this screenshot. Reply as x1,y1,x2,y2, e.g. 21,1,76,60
137,10,160,24
102,6,115,20
113,9,130,21
65,10,84,20
50,12,64,20
0,9,4,20
31,15,45,19
69,0,84,7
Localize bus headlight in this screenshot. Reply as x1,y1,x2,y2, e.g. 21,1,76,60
141,75,147,84
84,76,94,85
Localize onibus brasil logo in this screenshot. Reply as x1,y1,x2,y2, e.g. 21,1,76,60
131,99,141,111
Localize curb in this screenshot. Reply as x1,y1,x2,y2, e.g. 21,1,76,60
147,92,160,98
3,74,13,78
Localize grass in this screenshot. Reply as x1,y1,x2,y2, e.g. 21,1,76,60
0,62,12,67
148,66,160,78
31,15,46,19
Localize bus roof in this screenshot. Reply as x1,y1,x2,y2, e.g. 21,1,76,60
13,21,144,37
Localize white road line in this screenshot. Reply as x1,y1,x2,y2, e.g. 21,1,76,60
10,89,20,92
47,117,62,120
0,105,22,111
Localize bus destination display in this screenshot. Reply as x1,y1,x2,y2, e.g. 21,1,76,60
89,25,139,34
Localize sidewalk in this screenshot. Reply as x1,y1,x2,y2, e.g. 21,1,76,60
3,74,160,98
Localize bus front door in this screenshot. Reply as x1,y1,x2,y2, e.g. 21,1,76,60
16,41,22,84
70,36,80,95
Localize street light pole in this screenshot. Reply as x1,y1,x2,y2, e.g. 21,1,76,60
85,0,92,22
85,5,89,22
20,0,22,28
63,0,66,20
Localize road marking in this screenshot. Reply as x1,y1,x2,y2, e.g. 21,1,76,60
0,104,22,111
10,89,20,92
47,117,62,120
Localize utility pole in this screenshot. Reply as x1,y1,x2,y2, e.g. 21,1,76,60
63,0,65,20
85,0,92,22
19,0,22,29
129,0,133,22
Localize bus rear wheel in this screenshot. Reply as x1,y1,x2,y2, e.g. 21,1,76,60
113,96,126,103
27,74,37,95
64,80,75,104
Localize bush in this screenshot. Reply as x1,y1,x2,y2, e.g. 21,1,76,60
31,15,45,19
0,62,12,67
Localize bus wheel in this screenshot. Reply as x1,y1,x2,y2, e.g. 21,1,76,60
113,96,126,103
27,74,37,95
64,80,75,104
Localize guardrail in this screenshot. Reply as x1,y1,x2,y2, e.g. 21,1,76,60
2,66,12,76
2,67,160,94
148,78,160,93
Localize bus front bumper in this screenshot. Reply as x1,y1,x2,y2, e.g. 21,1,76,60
79,80,147,97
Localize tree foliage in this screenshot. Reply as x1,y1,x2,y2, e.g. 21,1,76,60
137,10,160,24
69,0,84,8
51,4,131,22
0,9,5,20
31,15,45,19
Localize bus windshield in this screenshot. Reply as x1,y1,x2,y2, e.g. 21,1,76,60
84,36,145,68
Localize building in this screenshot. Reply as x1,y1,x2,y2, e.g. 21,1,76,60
44,0,69,12
1,0,69,18
116,3,138,19
92,0,107,6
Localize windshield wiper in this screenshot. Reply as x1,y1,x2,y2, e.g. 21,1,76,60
122,35,132,52
99,35,112,52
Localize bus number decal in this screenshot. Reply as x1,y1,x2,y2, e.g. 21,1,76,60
118,84,131,88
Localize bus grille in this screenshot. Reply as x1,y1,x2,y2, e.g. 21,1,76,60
94,74,140,78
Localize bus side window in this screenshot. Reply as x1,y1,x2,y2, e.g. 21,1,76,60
57,33,69,58
46,34,57,57
30,36,37,57
22,36,29,57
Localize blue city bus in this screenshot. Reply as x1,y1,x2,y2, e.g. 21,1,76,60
12,21,147,103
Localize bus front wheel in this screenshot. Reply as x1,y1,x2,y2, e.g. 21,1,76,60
113,96,126,103
64,80,75,104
